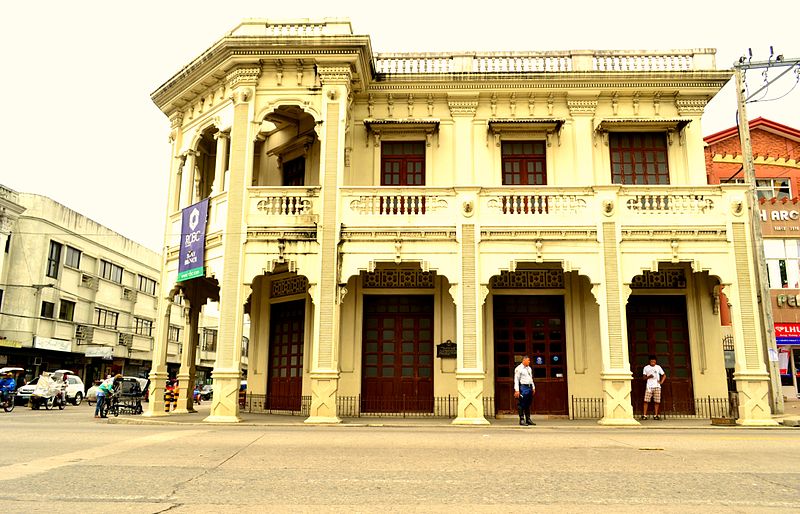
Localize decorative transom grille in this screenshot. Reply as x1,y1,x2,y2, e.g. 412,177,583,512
271,276,309,298
490,270,564,289
630,269,686,289
361,269,436,288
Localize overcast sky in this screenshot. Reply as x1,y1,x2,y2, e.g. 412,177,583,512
2,1,798,251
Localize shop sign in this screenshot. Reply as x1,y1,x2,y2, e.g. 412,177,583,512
776,293,800,308
33,336,72,352
177,198,209,282
0,339,23,348
774,322,800,345
84,346,113,360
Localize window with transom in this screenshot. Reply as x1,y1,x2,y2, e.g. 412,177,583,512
610,132,669,185
381,142,425,186
501,141,547,185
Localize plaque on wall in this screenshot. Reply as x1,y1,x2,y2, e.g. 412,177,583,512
436,340,457,358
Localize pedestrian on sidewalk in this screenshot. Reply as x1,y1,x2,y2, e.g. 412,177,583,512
641,355,666,420
514,356,536,426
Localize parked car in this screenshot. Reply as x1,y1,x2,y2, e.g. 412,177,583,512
53,370,85,405
85,382,100,405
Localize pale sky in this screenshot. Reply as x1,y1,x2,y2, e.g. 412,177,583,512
2,0,798,251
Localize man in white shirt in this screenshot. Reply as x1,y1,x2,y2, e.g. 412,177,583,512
514,356,536,426
641,355,666,420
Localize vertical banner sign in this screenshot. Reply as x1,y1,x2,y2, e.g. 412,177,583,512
177,198,209,282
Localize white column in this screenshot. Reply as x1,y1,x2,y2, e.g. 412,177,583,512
212,131,229,195
174,301,200,414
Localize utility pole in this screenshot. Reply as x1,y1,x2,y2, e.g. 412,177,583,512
733,54,800,415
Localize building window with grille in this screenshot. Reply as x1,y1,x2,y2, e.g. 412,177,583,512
58,300,75,321
64,246,82,269
610,132,669,185
168,325,182,343
501,141,547,185
94,307,119,329
100,260,123,284
134,317,153,337
731,178,791,200
381,142,425,186
41,301,55,318
765,239,800,288
137,275,157,296
46,241,62,278
203,328,218,352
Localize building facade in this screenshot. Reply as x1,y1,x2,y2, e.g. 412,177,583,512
706,118,800,402
147,19,776,426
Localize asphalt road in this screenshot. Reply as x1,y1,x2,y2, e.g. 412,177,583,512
1,403,798,513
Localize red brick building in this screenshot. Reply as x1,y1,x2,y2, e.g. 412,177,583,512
705,118,800,400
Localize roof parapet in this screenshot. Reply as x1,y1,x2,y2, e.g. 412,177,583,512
230,18,354,37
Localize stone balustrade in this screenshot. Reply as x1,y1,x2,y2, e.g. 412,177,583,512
246,187,319,227
341,187,456,226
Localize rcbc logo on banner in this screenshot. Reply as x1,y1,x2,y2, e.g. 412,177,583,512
177,198,209,282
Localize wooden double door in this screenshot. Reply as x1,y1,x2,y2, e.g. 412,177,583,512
267,300,305,410
361,295,434,413
494,295,568,415
627,295,694,414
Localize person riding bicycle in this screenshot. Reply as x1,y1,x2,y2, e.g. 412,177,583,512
0,372,16,403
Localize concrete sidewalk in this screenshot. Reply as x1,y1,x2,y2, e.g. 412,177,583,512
108,400,800,429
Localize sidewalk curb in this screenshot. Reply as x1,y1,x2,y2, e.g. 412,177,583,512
106,416,798,429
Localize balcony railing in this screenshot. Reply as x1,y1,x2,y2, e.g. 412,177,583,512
247,186,319,227
341,187,457,226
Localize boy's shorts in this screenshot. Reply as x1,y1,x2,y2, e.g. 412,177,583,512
644,387,661,403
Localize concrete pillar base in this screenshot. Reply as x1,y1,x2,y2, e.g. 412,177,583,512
172,408,197,415
598,417,641,426
204,414,242,423
737,418,779,427
304,416,342,424
452,417,490,425
144,369,169,417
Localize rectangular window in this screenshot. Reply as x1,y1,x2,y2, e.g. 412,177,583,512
58,300,75,321
134,317,153,337
765,239,800,288
282,156,306,186
137,275,157,295
41,301,55,318
501,141,547,185
381,142,425,186
609,132,669,185
94,307,119,329
64,246,82,269
46,241,62,278
168,325,182,343
732,178,792,200
203,328,218,352
100,260,123,284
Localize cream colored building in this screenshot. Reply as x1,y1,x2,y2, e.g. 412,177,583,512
146,18,776,426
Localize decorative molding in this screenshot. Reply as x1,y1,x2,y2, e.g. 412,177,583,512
675,96,708,116
361,269,436,288
447,95,479,117
490,269,565,289
226,65,261,90
341,229,457,241
620,228,727,241
317,64,352,85
630,269,687,289
271,275,309,298
480,228,597,241
567,98,597,116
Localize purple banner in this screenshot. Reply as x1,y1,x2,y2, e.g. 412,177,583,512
177,198,209,282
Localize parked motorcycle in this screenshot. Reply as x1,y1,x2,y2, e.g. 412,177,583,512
29,373,66,410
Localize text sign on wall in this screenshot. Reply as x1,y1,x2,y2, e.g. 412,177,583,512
775,322,800,345
177,198,209,282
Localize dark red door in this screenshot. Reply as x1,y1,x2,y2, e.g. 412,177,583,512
494,295,567,415
267,300,305,410
362,295,434,413
627,295,694,414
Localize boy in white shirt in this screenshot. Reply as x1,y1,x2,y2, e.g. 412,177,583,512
641,355,666,420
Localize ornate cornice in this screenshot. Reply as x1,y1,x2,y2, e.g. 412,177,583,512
226,64,262,89
675,96,708,116
317,64,353,85
567,98,598,116
447,93,479,117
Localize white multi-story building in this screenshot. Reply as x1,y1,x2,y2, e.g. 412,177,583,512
145,19,777,426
